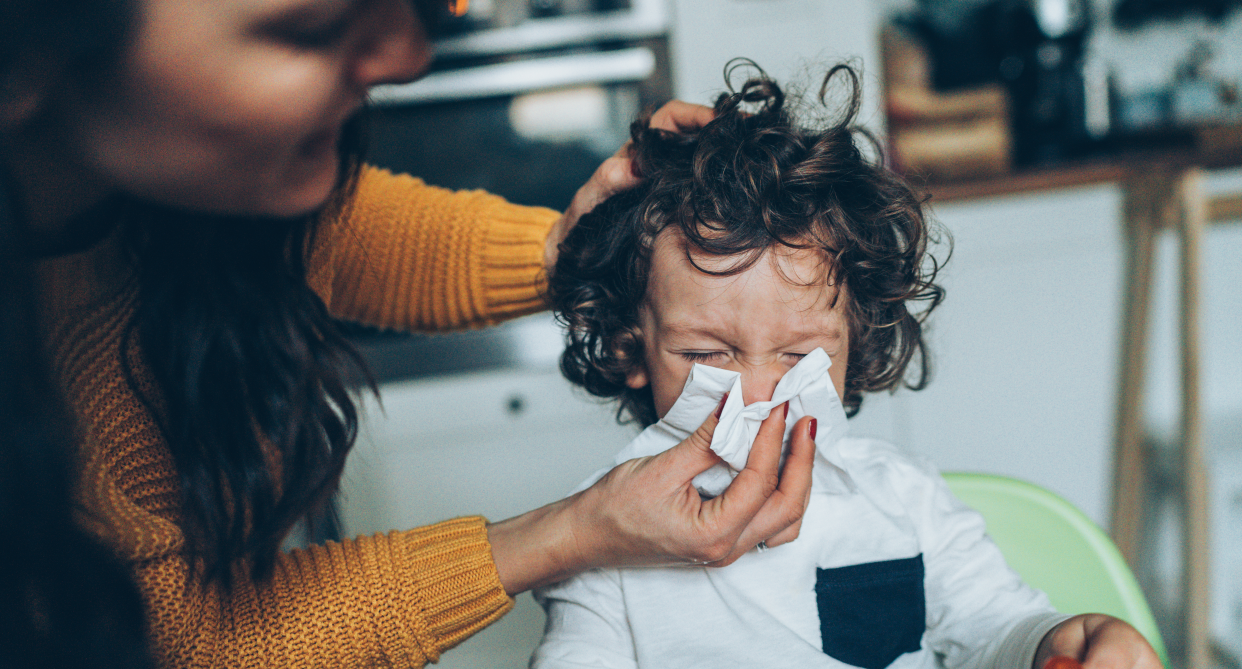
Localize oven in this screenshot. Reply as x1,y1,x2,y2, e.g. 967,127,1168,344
365,0,672,213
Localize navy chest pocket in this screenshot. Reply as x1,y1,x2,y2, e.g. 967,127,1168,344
815,554,925,669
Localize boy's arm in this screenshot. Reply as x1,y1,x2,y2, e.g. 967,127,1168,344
910,465,1162,669
530,569,639,669
904,462,1070,669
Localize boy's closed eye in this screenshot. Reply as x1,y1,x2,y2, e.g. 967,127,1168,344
677,351,809,364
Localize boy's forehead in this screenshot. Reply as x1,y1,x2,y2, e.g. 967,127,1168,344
646,230,845,319
649,227,837,288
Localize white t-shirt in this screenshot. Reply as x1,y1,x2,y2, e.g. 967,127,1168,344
531,353,1067,669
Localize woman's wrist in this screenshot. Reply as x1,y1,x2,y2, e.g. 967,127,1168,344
486,491,596,596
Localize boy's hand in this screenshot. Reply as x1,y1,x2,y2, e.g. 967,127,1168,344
543,100,715,271
1035,615,1163,669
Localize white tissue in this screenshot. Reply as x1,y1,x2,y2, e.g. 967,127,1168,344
606,348,854,497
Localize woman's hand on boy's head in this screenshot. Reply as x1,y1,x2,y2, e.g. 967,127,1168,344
543,100,714,272
1035,614,1163,669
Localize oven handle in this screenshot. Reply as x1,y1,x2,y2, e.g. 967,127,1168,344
368,47,656,106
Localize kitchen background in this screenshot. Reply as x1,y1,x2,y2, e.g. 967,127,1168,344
329,1,1242,667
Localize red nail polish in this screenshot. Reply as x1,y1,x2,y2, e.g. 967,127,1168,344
1043,657,1083,669
714,393,729,419
783,403,789,419
809,418,817,440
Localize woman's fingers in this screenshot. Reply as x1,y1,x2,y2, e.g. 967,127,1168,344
704,413,816,565
546,99,714,270
750,416,816,549
543,396,817,577
684,406,785,562
649,99,715,133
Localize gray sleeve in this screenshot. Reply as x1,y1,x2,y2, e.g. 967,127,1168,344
992,612,1074,669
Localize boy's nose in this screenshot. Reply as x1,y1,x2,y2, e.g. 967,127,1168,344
738,364,787,406
353,0,433,89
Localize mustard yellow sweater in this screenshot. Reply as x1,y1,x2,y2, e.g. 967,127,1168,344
35,167,560,668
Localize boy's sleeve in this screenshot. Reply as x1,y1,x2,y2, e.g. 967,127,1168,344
907,462,1071,669
530,569,639,669
307,166,561,332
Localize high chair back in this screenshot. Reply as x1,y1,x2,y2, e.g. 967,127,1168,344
943,472,1169,667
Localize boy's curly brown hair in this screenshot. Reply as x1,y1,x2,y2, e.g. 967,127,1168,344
549,61,947,427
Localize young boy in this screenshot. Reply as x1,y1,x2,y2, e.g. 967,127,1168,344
532,64,1162,669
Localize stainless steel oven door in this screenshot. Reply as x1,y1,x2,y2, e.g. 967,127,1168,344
365,43,669,211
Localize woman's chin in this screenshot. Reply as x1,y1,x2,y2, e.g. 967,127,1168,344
266,160,343,219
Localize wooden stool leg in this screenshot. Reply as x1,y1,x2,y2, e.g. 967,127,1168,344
1111,170,1160,566
1178,168,1210,669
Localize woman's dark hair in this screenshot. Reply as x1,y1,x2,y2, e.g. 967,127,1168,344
1,0,152,666
0,181,155,669
551,61,947,426
117,0,459,587
121,114,375,586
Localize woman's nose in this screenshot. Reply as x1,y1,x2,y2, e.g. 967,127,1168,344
352,0,433,89
738,364,787,406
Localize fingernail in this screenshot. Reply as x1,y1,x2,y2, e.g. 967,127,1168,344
783,402,789,419
714,393,729,419
809,418,818,440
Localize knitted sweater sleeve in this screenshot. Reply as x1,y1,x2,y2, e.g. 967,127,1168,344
62,294,515,668
307,165,561,331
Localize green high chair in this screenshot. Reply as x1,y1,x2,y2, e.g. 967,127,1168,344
943,472,1169,668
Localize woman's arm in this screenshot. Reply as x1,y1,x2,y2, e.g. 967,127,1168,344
309,100,718,334
74,384,515,668
308,166,559,332
487,406,818,595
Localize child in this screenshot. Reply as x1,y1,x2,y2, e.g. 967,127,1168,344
532,63,1162,669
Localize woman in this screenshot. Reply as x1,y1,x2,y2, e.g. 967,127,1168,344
0,0,818,665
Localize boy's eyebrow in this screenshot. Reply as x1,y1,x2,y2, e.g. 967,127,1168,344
660,320,844,342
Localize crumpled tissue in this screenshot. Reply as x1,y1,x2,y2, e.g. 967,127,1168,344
597,347,855,497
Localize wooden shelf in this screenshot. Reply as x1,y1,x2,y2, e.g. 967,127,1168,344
914,126,1242,207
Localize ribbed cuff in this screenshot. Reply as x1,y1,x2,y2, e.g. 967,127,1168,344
476,202,559,322
396,516,515,662
995,611,1074,669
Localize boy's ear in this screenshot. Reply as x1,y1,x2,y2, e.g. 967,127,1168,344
624,361,650,390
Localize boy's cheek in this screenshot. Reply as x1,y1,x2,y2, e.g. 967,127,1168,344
648,356,695,419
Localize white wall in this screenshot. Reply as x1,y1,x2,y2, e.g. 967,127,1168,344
861,185,1127,525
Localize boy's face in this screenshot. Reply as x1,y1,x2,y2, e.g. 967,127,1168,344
626,231,849,420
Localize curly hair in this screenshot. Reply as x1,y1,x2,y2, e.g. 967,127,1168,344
550,61,947,427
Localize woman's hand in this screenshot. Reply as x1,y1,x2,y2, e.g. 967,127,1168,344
543,100,715,271
1034,614,1163,669
487,403,816,594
